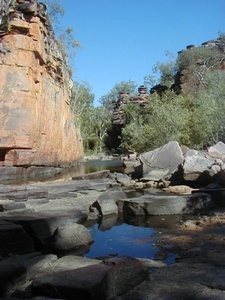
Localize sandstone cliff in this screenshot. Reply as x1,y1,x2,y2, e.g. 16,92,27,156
0,0,84,167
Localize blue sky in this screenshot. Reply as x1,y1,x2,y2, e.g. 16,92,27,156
60,0,225,106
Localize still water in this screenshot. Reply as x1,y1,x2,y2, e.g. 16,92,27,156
57,159,179,264
51,159,126,181
83,214,181,264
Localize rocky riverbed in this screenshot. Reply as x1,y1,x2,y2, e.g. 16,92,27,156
0,170,225,299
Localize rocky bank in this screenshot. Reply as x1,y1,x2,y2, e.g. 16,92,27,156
0,165,225,299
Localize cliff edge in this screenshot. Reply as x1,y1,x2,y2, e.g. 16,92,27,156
0,0,84,167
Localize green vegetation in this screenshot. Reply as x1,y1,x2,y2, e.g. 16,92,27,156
119,35,225,153
43,0,81,68
80,38,225,154
100,80,137,110
48,2,225,154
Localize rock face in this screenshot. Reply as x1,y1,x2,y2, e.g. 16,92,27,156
0,0,83,167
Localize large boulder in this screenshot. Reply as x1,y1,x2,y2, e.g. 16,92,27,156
52,223,94,252
208,141,225,160
182,154,222,182
135,141,184,181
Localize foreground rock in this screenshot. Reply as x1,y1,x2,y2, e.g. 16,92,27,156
0,254,148,299
116,262,225,299
0,170,225,299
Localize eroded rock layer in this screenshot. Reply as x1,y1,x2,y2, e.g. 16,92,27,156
0,0,84,167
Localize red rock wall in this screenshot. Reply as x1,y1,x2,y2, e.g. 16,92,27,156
0,6,84,167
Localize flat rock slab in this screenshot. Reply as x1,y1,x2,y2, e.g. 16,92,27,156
32,256,148,300
119,262,225,299
118,192,214,215
0,185,48,201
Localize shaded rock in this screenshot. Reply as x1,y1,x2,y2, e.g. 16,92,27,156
0,260,26,297
136,141,184,181
118,193,213,215
52,223,94,252
102,256,148,299
117,263,225,299
0,252,58,298
0,210,87,251
193,187,225,207
0,220,34,256
32,264,109,300
32,256,147,300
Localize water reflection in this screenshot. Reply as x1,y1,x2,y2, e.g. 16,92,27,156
83,214,180,264
52,159,126,182
84,160,125,174
2,159,126,184
85,221,158,260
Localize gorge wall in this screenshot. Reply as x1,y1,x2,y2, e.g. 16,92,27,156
0,0,84,167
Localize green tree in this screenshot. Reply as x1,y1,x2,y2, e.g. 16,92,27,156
100,80,137,110
153,60,176,87
81,107,112,153
120,91,189,152
144,51,176,90
176,45,225,93
43,0,81,67
43,0,64,23
187,70,225,148
71,81,94,127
